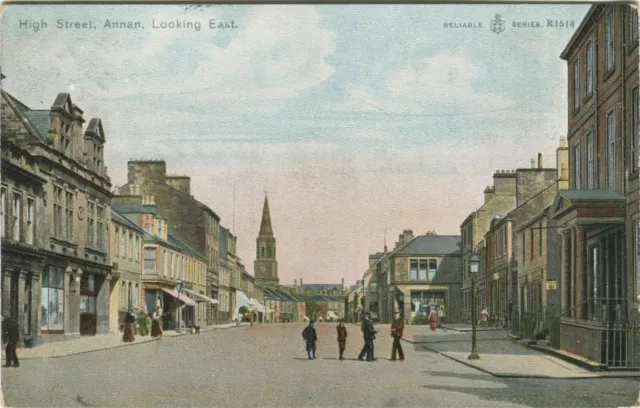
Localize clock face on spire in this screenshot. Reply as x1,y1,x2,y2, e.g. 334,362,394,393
259,265,267,276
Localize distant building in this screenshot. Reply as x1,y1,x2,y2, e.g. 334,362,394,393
254,195,279,289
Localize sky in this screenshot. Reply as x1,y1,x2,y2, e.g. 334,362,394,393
1,4,591,287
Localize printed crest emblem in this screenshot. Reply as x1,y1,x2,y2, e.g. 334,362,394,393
490,14,506,34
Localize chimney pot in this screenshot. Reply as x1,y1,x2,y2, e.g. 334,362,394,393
560,136,567,148
538,153,543,169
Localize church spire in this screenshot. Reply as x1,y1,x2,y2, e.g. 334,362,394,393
259,195,273,236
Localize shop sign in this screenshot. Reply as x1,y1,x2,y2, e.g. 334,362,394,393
546,281,558,291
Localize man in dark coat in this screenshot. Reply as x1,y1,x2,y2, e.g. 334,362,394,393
2,315,20,368
357,313,377,361
337,318,347,360
390,311,405,361
302,320,318,360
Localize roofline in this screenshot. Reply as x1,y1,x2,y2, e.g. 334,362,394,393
2,90,43,140
560,4,603,60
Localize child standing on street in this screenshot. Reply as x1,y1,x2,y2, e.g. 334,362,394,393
302,320,318,360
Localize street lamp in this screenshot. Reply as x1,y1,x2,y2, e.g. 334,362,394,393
176,280,183,333
468,254,480,360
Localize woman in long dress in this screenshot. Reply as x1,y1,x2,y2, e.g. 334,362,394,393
122,310,136,342
151,310,163,339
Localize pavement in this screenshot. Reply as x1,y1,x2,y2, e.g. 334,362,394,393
3,322,247,360
2,322,640,407
402,324,640,379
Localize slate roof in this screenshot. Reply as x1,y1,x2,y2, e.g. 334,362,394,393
23,110,51,139
300,284,344,293
167,234,205,260
111,209,145,234
559,189,626,201
394,235,461,256
2,91,47,142
112,204,163,217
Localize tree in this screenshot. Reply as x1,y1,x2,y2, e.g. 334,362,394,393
305,302,322,321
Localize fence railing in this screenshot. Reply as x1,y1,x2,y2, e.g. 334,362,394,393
546,298,640,369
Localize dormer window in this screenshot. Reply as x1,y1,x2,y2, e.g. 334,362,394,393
158,219,163,238
93,144,102,170
61,122,71,154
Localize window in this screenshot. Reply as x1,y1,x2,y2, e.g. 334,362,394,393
1,187,6,238
135,236,141,262
12,192,21,241
607,111,616,188
134,283,139,308
144,248,156,271
428,260,438,281
522,232,526,267
97,205,104,250
65,192,73,241
606,9,615,72
144,215,151,233
370,283,377,293
574,143,581,189
26,198,34,245
633,87,639,172
587,132,595,188
128,232,133,259
529,229,534,260
538,222,543,256
127,282,133,309
164,250,169,277
80,274,96,315
631,6,639,46
41,267,64,331
419,260,428,280
52,188,61,238
158,220,163,238
120,229,126,258
120,281,126,309
410,260,418,280
171,253,175,279
586,40,594,95
87,201,95,247
60,122,71,154
93,144,102,171
574,58,580,109
115,227,120,257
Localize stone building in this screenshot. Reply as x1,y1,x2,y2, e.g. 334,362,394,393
388,233,462,324
254,195,279,289
112,195,214,329
344,281,363,323
1,88,113,343
218,225,232,323
118,161,221,325
460,171,518,323
484,144,568,325
548,4,639,366
109,209,144,334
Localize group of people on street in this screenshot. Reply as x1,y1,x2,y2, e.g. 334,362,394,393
301,311,405,362
122,308,164,343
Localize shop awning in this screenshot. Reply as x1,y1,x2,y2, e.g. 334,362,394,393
249,298,267,313
236,290,253,314
161,287,197,307
327,311,338,318
183,288,219,305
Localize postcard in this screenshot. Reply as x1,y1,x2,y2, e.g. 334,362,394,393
1,3,639,407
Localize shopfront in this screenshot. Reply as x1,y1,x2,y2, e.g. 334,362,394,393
410,290,447,324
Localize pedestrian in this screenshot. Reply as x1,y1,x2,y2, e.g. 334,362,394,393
138,308,150,336
302,320,318,360
151,309,163,339
358,313,377,361
337,318,347,360
479,308,489,327
428,307,438,331
357,314,368,360
2,314,20,368
390,311,405,361
122,310,136,342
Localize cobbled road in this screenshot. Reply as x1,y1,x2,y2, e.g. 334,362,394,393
2,323,639,407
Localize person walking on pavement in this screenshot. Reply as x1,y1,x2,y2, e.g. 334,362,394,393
138,308,150,336
337,318,347,360
357,313,369,361
151,309,163,339
2,314,20,368
123,309,136,342
390,311,405,361
302,320,318,360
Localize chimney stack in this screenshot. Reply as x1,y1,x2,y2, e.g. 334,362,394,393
538,153,543,169
341,278,345,289
560,136,567,148
294,279,297,286
300,278,303,286
560,165,568,181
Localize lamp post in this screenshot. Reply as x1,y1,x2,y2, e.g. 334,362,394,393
468,254,480,360
176,280,183,333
